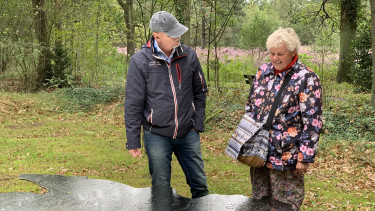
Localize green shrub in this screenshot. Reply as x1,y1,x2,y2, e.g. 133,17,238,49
44,44,77,89
351,19,372,93
57,86,124,112
323,99,375,142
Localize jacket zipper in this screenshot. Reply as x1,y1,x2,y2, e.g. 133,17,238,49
151,52,186,139
176,63,181,90
167,56,186,139
166,62,179,139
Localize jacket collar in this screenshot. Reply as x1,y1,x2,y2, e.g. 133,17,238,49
264,56,299,77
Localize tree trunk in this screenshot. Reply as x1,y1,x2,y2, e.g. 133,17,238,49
206,2,214,82
213,0,219,91
201,14,206,48
54,0,62,47
32,0,50,89
337,0,360,83
370,0,375,106
94,0,102,85
181,0,190,46
0,49,8,74
118,0,135,57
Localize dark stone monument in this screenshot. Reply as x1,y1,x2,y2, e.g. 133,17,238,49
0,174,269,210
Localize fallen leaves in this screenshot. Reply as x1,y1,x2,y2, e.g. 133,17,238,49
304,140,375,210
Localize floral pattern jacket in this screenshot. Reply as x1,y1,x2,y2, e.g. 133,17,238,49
246,59,323,170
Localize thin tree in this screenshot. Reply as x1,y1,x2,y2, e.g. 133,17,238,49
0,0,9,74
93,0,102,84
118,0,135,57
337,0,360,83
118,0,135,78
201,12,206,48
371,0,375,106
32,0,51,89
205,0,240,89
181,0,191,46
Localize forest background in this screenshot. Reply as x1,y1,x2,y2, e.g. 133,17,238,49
1,0,375,210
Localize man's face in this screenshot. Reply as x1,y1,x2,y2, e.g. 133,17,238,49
269,43,296,71
154,32,180,54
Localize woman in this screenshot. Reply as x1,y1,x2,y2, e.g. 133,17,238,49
246,28,323,210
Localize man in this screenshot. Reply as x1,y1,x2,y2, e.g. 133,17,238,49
125,11,209,198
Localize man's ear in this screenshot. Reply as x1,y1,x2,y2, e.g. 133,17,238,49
153,32,160,39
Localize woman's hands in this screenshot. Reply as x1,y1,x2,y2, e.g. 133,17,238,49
294,162,309,175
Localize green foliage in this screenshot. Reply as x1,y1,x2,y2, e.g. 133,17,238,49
44,74,77,89
202,54,257,90
323,98,375,142
8,39,41,90
350,19,372,93
220,57,256,84
65,2,127,87
239,5,279,51
298,52,338,81
52,44,71,82
44,44,74,89
295,1,339,45
0,0,345,93
57,86,124,112
204,88,247,132
297,53,314,66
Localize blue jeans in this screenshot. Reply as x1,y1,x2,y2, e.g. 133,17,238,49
143,129,209,198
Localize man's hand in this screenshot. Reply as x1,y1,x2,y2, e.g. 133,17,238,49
294,161,309,175
129,148,142,158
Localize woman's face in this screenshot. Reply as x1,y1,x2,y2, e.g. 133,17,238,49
269,43,296,71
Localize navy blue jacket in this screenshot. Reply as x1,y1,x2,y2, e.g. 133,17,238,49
125,37,208,149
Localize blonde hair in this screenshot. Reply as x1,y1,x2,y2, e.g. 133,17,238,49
266,27,301,53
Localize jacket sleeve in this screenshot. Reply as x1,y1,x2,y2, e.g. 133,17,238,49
192,52,208,132
298,71,323,163
125,56,146,149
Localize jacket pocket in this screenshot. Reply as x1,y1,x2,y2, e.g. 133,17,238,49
177,103,195,131
144,107,174,127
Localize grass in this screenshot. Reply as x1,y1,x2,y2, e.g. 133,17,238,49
0,82,374,210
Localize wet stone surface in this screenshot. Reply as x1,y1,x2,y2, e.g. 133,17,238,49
0,174,270,210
